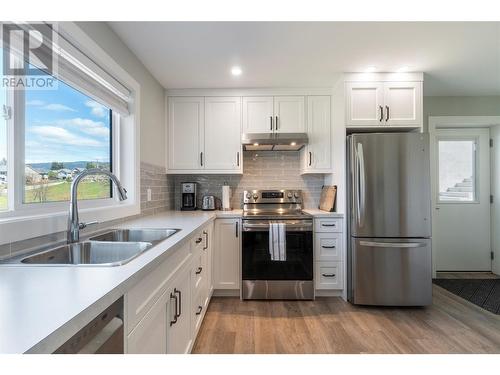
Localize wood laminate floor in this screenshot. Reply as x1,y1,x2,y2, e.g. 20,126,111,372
192,285,500,354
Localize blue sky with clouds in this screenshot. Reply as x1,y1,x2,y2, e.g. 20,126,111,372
1,53,111,164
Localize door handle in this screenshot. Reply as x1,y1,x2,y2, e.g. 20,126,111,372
237,152,240,167
270,116,273,131
203,230,208,250
309,152,312,166
174,288,181,318
385,105,390,121
379,105,383,122
275,116,279,130
200,152,203,166
196,266,203,275
196,306,203,315
356,143,366,227
235,221,239,237
169,292,178,326
359,241,427,248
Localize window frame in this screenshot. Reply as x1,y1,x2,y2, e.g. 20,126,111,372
436,135,479,205
0,22,141,245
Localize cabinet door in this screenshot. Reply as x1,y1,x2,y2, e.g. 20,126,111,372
305,96,331,171
204,97,242,170
168,97,204,170
213,219,240,290
274,96,305,133
383,82,422,126
167,270,192,354
345,82,384,126
242,96,274,133
127,292,167,354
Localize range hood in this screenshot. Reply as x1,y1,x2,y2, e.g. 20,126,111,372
241,133,308,151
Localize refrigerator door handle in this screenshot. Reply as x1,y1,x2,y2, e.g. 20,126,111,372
357,142,366,227
359,240,427,248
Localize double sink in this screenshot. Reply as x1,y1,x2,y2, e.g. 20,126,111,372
3,229,180,267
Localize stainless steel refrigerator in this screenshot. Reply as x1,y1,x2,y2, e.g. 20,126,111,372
347,133,432,306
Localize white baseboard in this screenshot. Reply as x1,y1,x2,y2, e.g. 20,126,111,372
213,289,240,297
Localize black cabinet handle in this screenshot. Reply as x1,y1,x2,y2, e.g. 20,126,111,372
321,223,336,227
309,152,312,166
237,152,240,167
379,105,383,122
200,152,203,166
196,305,203,315
174,288,181,318
203,230,208,250
322,245,336,249
196,266,203,275
270,116,273,131
235,221,239,237
275,116,279,130
385,105,390,121
322,273,336,278
169,292,178,326
195,237,203,244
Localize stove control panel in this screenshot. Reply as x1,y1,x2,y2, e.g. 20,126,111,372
243,189,303,204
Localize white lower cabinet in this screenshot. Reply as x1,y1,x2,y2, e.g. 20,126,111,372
213,218,241,290
166,269,192,354
314,216,345,291
125,222,214,354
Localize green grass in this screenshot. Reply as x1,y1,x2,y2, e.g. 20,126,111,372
25,180,111,204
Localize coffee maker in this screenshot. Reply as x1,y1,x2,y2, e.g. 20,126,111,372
181,182,198,210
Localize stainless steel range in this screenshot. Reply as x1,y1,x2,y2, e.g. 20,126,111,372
241,189,314,300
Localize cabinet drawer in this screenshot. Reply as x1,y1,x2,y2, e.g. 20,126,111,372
315,232,343,261
315,262,343,290
126,242,191,334
314,218,343,233
191,249,207,296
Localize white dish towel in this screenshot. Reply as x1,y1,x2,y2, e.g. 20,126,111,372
269,221,286,261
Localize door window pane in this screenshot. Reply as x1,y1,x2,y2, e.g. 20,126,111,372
438,140,476,202
24,68,112,204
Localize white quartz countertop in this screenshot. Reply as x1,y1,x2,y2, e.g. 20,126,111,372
303,209,344,217
0,210,241,354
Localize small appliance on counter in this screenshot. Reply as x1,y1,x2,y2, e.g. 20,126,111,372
181,182,198,210
202,195,216,211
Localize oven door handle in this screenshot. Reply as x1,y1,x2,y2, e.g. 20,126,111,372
242,222,313,231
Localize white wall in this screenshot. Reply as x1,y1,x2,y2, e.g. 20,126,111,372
491,125,500,275
75,22,166,168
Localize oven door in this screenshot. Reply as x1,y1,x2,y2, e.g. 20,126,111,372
242,219,313,281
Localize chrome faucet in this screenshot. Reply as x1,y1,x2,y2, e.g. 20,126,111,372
67,169,128,244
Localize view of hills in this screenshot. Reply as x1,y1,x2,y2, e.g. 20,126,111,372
28,161,110,173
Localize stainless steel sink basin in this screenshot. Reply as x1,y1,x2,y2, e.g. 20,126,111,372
19,241,151,266
89,228,179,245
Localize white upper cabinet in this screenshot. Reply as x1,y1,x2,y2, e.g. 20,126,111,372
345,82,384,126
383,81,422,126
301,96,332,173
242,95,305,134
242,96,274,133
345,73,423,129
167,96,242,173
204,97,242,170
168,97,204,170
273,96,306,133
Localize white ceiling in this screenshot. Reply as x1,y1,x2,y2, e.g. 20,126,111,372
109,22,500,96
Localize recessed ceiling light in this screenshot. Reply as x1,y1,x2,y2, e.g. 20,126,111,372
253,142,259,146
290,142,297,146
365,66,377,73
231,66,242,76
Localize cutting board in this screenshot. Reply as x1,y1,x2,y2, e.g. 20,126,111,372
319,185,337,212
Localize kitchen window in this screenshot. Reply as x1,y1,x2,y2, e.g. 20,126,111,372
0,23,140,244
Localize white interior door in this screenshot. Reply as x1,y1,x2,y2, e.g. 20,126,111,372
433,128,491,271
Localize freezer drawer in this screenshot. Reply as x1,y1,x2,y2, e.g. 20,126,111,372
349,237,432,306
